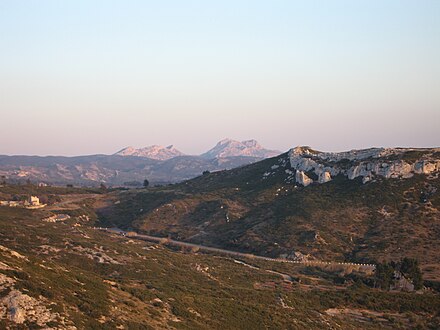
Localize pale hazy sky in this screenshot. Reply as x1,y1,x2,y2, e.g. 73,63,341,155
1,0,439,156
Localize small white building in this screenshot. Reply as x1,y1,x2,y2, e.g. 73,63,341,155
29,196,40,206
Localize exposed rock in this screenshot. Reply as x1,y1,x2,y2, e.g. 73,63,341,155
391,271,415,292
318,171,332,183
295,171,313,186
285,251,310,262
0,245,29,261
71,245,122,264
414,160,440,174
1,290,56,325
288,146,440,185
0,273,15,290
0,273,74,328
0,261,12,270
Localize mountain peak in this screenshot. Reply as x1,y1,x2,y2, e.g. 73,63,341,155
202,139,281,159
242,139,261,148
115,145,185,160
217,138,235,145
115,139,282,160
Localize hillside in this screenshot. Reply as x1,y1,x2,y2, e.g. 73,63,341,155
0,154,262,187
1,186,440,328
100,147,440,281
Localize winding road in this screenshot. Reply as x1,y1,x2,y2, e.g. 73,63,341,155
96,227,376,271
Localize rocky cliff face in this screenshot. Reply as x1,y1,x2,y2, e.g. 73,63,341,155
287,146,440,186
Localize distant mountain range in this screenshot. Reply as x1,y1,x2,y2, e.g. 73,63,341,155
0,139,281,186
114,139,280,160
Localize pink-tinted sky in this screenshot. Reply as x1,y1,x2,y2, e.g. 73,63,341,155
1,1,439,156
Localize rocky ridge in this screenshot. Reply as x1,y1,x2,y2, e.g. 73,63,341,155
286,146,440,186
115,145,184,160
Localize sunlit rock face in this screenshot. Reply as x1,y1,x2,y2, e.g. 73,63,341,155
288,146,440,186
318,171,332,183
295,170,313,186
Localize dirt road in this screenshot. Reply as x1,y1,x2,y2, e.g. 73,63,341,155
97,227,376,271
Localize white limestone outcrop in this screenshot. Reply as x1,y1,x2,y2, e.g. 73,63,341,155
318,171,332,183
288,146,440,186
295,170,313,186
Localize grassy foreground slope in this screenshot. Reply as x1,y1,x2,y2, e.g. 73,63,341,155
100,152,440,280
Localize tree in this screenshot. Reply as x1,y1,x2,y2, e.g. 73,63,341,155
374,258,424,291
39,195,49,205
399,258,423,290
202,170,210,175
374,263,394,290
143,179,149,188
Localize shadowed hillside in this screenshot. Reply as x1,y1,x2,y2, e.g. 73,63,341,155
100,148,440,281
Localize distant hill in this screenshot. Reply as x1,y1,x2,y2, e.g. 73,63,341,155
101,146,440,280
0,154,263,187
201,139,281,159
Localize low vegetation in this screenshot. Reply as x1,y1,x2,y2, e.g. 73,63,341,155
1,178,439,328
99,153,440,282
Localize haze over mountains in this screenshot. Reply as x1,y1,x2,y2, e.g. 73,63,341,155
0,139,280,186
115,139,281,160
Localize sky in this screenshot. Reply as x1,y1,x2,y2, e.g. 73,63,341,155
0,0,439,156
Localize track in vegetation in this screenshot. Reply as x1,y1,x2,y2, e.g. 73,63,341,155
96,227,376,271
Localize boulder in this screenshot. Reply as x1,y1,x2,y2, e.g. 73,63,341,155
295,171,313,186
318,171,332,183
